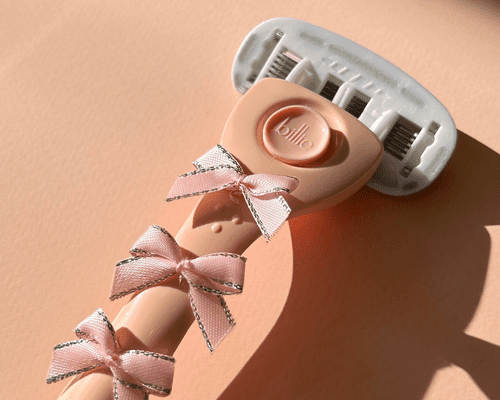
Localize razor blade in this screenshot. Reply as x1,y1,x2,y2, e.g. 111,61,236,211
232,18,457,196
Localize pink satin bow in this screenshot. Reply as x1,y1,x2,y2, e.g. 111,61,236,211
46,308,175,399
110,225,246,352
166,144,299,240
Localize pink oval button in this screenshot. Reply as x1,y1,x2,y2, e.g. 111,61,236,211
263,105,330,166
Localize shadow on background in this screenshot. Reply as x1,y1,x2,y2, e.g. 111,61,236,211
219,131,500,399
476,0,500,15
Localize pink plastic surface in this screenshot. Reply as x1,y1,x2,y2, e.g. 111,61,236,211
263,105,331,165
57,79,383,399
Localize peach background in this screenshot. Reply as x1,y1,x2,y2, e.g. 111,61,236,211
1,0,500,399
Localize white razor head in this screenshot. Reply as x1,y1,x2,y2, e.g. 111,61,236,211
232,18,457,196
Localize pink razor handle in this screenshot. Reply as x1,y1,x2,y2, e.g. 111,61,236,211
58,78,382,399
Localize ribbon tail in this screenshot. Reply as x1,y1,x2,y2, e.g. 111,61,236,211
241,190,291,241
189,289,235,353
120,350,175,397
113,379,147,400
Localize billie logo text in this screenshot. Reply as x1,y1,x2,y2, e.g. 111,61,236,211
275,117,313,149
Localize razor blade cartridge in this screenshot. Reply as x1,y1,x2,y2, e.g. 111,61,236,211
232,18,457,196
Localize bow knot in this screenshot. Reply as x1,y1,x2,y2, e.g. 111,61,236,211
175,259,186,273
104,351,121,369
166,144,299,240
176,259,193,280
235,173,247,189
47,308,175,399
110,225,246,352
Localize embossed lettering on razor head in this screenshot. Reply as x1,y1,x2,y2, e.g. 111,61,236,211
274,117,313,149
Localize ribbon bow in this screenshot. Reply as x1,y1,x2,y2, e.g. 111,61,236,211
110,225,246,352
46,308,175,399
166,144,299,240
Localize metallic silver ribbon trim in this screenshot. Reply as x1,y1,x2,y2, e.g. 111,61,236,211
46,363,102,384
116,256,141,267
110,272,176,301
165,181,235,202
53,339,90,350
241,187,270,240
123,349,175,363
187,279,238,296
97,308,118,346
188,292,213,353
216,144,243,173
200,252,247,262
151,225,177,242
218,295,235,326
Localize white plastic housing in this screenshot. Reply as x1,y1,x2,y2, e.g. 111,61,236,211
232,18,457,196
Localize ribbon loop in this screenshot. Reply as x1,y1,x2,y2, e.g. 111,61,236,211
47,308,175,399
110,225,246,352
166,144,299,240
131,225,182,262
74,308,118,353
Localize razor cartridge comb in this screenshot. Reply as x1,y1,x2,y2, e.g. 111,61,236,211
232,18,457,196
